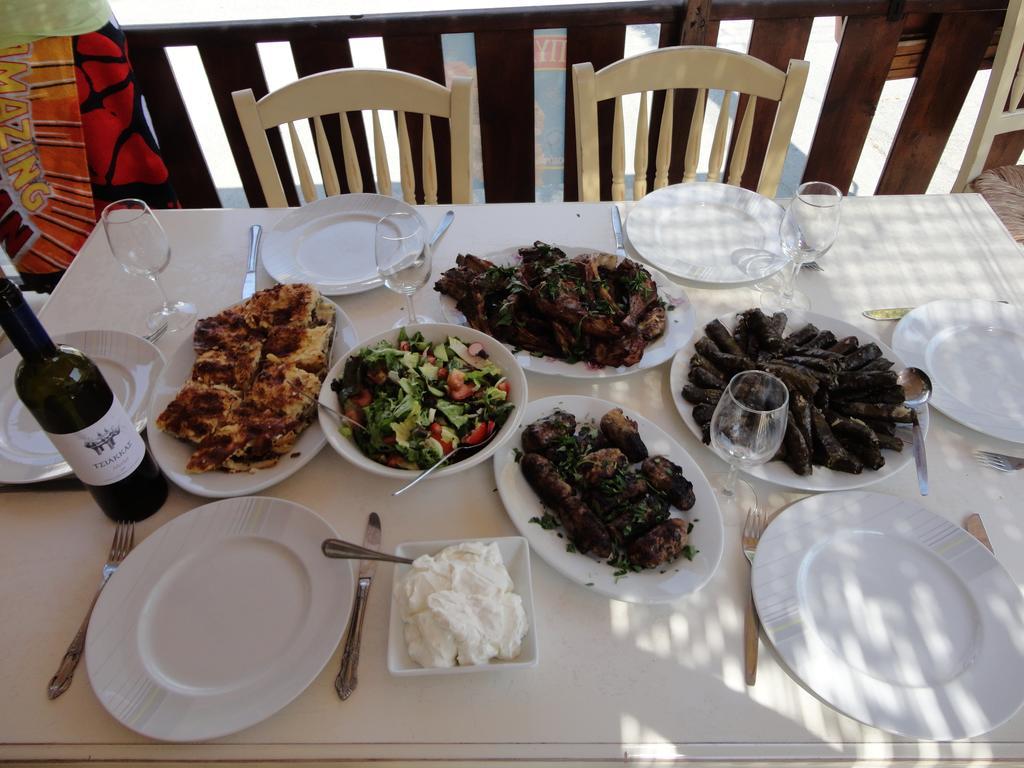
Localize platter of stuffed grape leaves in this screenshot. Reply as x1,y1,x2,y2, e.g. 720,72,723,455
670,309,929,492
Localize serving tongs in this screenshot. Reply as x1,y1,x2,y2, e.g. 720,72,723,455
322,538,413,565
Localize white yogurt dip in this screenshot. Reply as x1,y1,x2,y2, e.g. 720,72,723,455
394,541,528,668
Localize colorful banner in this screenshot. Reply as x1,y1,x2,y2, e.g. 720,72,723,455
0,37,94,289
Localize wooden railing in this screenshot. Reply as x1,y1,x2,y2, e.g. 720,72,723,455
124,0,1019,208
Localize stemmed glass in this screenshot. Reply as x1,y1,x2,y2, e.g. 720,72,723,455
710,371,789,517
101,199,196,332
375,211,433,327
760,181,842,312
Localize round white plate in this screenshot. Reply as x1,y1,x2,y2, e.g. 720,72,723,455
626,183,787,285
261,193,427,295
893,299,1024,444
0,330,164,484
753,491,1024,740
438,245,696,378
670,309,928,492
85,497,354,742
147,299,358,498
493,395,724,604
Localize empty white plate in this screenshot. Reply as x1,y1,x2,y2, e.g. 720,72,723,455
893,299,1024,444
0,330,164,484
754,491,1024,740
86,496,354,742
261,193,427,295
626,183,787,285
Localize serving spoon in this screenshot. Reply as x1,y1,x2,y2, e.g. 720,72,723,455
392,428,498,497
898,367,932,496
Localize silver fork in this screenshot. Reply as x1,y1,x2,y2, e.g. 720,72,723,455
47,521,135,699
802,261,823,272
143,322,169,344
742,507,766,686
974,450,1024,472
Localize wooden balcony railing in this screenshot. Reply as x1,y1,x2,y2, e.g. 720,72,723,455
124,0,1018,208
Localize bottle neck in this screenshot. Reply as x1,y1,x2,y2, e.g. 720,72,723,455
0,278,58,361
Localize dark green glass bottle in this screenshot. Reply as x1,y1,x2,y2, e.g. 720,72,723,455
0,278,167,521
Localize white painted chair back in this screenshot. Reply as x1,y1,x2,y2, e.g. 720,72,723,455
572,46,809,201
233,68,473,206
954,0,1024,192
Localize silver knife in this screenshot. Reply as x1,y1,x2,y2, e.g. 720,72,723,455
242,224,261,300
335,512,380,700
611,205,627,259
864,300,1009,321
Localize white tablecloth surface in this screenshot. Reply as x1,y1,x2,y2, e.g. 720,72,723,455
2,195,1024,765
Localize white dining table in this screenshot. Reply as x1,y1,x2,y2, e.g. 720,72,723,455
2,193,1024,766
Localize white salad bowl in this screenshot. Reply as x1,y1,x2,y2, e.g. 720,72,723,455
318,323,528,480
387,536,538,676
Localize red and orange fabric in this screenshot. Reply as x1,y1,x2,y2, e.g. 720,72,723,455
0,22,178,293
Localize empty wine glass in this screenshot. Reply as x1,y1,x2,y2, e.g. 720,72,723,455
375,211,433,327
101,199,196,333
710,371,789,517
760,181,842,312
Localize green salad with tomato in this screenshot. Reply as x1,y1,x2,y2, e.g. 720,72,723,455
330,329,515,470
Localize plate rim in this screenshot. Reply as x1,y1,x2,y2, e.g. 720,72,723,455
752,490,1024,740
670,308,929,493
0,329,164,484
437,243,696,379
85,495,354,742
146,297,358,499
626,182,787,286
261,193,427,295
893,298,1024,444
492,393,724,604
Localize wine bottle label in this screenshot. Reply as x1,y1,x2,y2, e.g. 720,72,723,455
47,401,145,486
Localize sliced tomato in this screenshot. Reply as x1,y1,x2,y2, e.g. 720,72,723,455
343,405,365,426
429,422,443,439
464,420,495,446
350,389,372,407
382,435,397,445
386,454,407,468
439,439,454,455
437,367,448,379
497,380,511,396
399,341,411,351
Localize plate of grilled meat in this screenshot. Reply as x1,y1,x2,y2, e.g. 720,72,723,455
671,308,929,492
149,284,358,498
434,243,695,378
493,395,723,604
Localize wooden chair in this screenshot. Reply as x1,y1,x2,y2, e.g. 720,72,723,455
571,46,809,202
954,0,1024,194
232,69,473,206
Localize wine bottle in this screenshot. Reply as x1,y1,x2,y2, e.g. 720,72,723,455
0,278,167,521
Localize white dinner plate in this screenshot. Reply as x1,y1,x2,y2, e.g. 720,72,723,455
438,245,696,378
85,497,354,742
670,309,929,492
147,299,358,498
493,395,724,604
626,183,787,285
893,299,1024,444
0,330,164,484
261,193,427,295
753,491,1024,740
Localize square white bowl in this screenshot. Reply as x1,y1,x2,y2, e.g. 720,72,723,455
387,536,538,676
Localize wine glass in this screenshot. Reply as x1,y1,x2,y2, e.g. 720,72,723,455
710,371,789,517
760,181,842,312
375,211,433,327
101,199,196,333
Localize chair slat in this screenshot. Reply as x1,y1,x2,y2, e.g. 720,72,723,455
654,89,674,190
340,112,363,194
372,111,392,198
397,110,417,204
708,90,732,182
612,96,626,201
1011,58,1024,110
314,116,340,197
288,122,317,203
683,88,706,183
634,91,649,200
422,114,438,205
728,96,756,186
